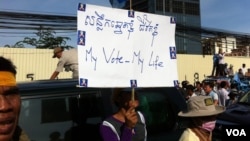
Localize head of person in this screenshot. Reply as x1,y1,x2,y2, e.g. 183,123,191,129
220,81,228,89
52,47,64,59
186,84,195,96
228,92,238,100
203,81,214,94
229,64,233,69
112,88,139,111
195,81,202,89
238,68,243,74
0,57,20,141
181,80,189,89
218,48,222,54
178,96,225,132
225,63,228,67
242,63,246,68
230,83,238,90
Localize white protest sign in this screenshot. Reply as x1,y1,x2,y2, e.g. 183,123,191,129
77,3,178,87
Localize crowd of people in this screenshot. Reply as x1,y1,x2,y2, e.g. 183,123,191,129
174,78,244,140
212,48,249,79
1,46,246,141
177,79,240,108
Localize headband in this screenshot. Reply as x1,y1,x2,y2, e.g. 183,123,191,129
0,71,16,86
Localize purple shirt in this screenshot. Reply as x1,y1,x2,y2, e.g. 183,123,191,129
100,111,146,141
100,116,133,141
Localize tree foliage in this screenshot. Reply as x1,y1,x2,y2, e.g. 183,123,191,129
14,26,73,49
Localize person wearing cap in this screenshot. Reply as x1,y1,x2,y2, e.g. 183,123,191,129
50,47,78,80
99,88,147,141
0,57,30,141
178,96,225,141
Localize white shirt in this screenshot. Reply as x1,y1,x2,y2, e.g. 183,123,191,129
218,53,225,64
55,48,79,78
242,67,247,75
218,88,229,106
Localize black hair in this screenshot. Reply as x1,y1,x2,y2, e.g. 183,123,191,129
186,84,195,91
0,57,17,75
112,88,138,109
230,83,238,90
203,81,214,88
181,80,189,88
220,81,227,88
195,81,201,85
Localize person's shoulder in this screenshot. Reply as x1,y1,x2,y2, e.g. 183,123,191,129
179,128,199,141
223,88,229,93
211,90,218,96
211,90,217,94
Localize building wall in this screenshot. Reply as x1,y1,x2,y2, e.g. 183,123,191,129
154,0,202,54
215,37,237,53
177,54,249,84
127,0,202,54
0,48,248,85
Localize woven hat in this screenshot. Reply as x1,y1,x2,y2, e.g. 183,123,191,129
52,47,63,58
178,96,225,117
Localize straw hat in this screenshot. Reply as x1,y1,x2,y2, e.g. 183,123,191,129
178,96,225,117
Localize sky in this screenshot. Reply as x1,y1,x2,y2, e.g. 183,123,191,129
1,0,250,47
200,0,250,33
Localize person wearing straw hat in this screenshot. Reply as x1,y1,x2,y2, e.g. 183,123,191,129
99,88,147,141
178,96,225,141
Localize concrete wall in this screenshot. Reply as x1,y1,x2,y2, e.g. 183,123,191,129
0,48,71,81
1,48,249,84
177,54,249,84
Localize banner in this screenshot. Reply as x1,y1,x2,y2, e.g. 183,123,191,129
77,3,178,87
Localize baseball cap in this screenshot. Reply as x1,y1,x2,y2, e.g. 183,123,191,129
52,47,63,58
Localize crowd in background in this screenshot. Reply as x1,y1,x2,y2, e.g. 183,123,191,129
176,79,242,108
212,48,249,79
